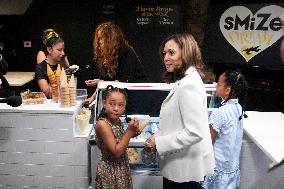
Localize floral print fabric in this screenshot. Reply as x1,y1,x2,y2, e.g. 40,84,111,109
95,118,133,189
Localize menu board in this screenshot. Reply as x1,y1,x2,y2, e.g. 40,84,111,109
94,1,181,28
135,4,180,27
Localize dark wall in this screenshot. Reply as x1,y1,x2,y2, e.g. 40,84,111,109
0,0,184,84
0,0,95,74
0,16,25,71
92,0,184,82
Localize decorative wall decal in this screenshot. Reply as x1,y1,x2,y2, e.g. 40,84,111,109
220,5,283,62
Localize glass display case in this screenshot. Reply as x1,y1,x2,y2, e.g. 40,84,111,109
89,82,217,177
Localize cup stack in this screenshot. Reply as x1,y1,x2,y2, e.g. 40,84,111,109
75,108,91,135
68,74,77,106
59,69,70,107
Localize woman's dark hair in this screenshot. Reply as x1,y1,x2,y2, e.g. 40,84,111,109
43,30,64,54
222,69,248,120
97,85,130,122
159,33,205,83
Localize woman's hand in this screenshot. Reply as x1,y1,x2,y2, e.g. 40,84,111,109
126,118,141,138
144,134,156,152
86,91,97,104
85,79,100,86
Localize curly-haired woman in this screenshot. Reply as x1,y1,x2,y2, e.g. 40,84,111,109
85,21,146,103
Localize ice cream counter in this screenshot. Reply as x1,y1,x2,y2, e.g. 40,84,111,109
90,113,284,189
239,111,284,188
89,82,284,189
0,100,92,189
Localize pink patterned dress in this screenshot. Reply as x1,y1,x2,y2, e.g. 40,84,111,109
95,118,133,189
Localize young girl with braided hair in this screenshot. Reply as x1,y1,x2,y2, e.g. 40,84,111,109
202,69,247,189
94,85,140,189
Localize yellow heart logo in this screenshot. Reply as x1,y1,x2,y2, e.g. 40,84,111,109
220,5,284,62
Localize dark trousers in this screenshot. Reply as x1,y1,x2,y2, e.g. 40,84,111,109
163,177,200,189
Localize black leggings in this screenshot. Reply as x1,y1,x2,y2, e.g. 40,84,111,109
163,177,200,189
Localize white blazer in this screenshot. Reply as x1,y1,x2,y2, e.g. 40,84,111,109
156,66,215,183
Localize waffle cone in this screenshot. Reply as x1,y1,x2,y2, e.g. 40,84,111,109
138,120,150,131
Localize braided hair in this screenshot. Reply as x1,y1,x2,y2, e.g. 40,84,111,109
222,70,248,120
97,85,131,122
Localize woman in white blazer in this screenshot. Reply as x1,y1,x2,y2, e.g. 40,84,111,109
145,34,215,189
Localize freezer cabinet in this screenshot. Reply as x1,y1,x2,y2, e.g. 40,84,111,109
93,82,216,119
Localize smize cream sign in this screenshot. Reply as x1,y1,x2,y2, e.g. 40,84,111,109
220,5,283,62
